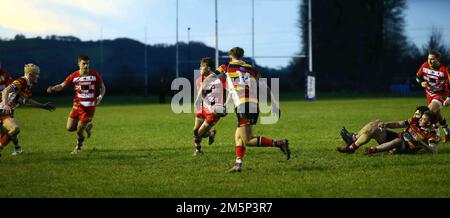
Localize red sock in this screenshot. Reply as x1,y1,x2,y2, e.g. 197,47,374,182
258,137,274,147
236,146,246,159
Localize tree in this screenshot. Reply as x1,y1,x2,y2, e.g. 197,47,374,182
422,27,450,64
293,0,409,92
14,34,26,41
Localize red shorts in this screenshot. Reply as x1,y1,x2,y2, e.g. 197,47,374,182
69,105,95,123
426,93,447,105
195,107,220,125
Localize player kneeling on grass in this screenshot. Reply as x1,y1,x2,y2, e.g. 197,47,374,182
0,64,55,157
337,105,430,153
364,110,439,155
47,55,106,154
213,47,290,173
192,58,227,156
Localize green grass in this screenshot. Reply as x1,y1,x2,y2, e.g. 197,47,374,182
0,97,449,197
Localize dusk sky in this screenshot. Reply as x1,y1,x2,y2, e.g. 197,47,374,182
1,0,449,69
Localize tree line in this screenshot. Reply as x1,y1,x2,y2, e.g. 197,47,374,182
0,36,289,96
289,0,450,94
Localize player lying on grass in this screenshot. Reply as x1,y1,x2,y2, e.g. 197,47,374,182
192,57,227,156
47,55,106,154
416,50,450,142
337,105,430,153
0,64,55,157
364,110,439,155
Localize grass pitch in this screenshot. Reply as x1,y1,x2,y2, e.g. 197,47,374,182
0,96,449,197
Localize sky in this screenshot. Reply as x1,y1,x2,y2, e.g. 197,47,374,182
0,0,449,69
404,0,450,49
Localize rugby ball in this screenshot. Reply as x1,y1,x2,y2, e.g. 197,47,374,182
212,104,227,117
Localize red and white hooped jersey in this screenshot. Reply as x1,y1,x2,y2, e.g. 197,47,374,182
63,70,103,108
417,61,450,97
195,75,226,113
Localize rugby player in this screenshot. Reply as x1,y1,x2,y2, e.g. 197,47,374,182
212,47,290,173
0,64,22,155
337,106,430,153
47,56,106,154
192,57,226,156
0,64,55,157
364,110,439,155
416,50,450,142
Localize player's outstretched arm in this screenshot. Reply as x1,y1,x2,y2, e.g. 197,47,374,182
1,85,14,114
444,72,450,106
194,85,203,109
96,82,106,105
47,82,66,93
416,70,428,88
381,121,407,129
444,97,450,107
24,98,55,111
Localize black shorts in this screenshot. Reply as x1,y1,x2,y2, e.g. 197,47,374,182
235,103,259,127
385,130,399,142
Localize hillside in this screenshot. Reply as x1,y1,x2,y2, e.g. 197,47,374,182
0,36,289,95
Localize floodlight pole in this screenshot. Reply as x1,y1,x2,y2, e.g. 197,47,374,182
215,0,219,69
176,0,179,78
252,0,255,66
187,27,191,44
308,0,313,73
305,0,316,101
